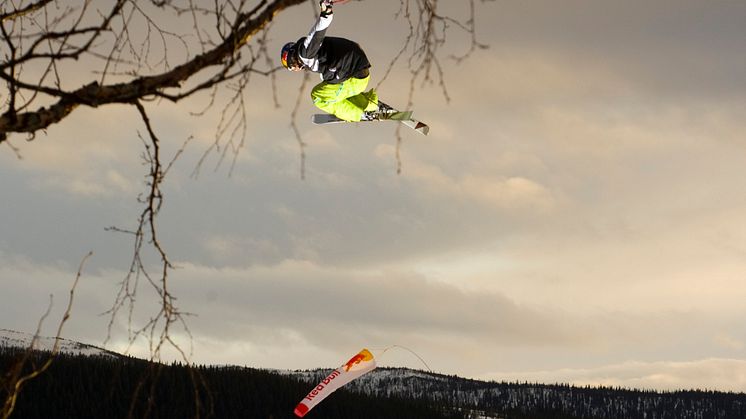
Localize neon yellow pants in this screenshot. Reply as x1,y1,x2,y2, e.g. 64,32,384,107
311,76,378,122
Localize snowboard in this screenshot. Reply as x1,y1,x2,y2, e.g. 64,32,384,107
312,110,430,136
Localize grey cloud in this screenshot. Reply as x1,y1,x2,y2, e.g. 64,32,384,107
472,1,746,104
170,262,582,349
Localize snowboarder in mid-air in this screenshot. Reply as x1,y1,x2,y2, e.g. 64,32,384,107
281,0,388,122
281,0,429,134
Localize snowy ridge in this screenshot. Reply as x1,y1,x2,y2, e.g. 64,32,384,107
294,367,471,400
290,367,746,418
0,329,119,358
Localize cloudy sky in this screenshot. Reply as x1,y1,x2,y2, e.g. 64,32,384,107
3,0,746,392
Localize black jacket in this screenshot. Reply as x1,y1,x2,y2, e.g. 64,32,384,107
295,13,370,84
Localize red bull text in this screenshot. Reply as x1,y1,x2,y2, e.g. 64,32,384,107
304,369,341,401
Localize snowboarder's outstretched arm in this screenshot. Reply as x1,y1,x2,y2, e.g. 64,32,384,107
299,1,334,65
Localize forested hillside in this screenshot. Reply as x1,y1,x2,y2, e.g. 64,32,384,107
299,367,746,419
3,346,746,419
0,348,460,419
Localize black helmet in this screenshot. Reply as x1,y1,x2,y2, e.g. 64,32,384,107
281,42,302,71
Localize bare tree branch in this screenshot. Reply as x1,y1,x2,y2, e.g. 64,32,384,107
0,0,306,143
0,0,54,23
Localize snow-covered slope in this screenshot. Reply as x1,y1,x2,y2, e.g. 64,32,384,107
0,329,119,358
293,367,480,404
290,367,746,419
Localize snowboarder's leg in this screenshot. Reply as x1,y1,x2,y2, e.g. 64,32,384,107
311,76,377,121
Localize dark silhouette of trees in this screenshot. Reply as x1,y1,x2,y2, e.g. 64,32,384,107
0,350,465,419
4,352,746,419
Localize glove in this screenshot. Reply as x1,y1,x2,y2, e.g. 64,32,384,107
319,0,333,17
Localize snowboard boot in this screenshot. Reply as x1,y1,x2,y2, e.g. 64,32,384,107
376,101,397,118
361,101,397,121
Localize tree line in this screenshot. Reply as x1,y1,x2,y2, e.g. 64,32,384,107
0,348,462,419
342,367,746,419
5,348,746,419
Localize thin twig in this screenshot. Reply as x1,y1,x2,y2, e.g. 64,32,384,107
1,251,92,419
